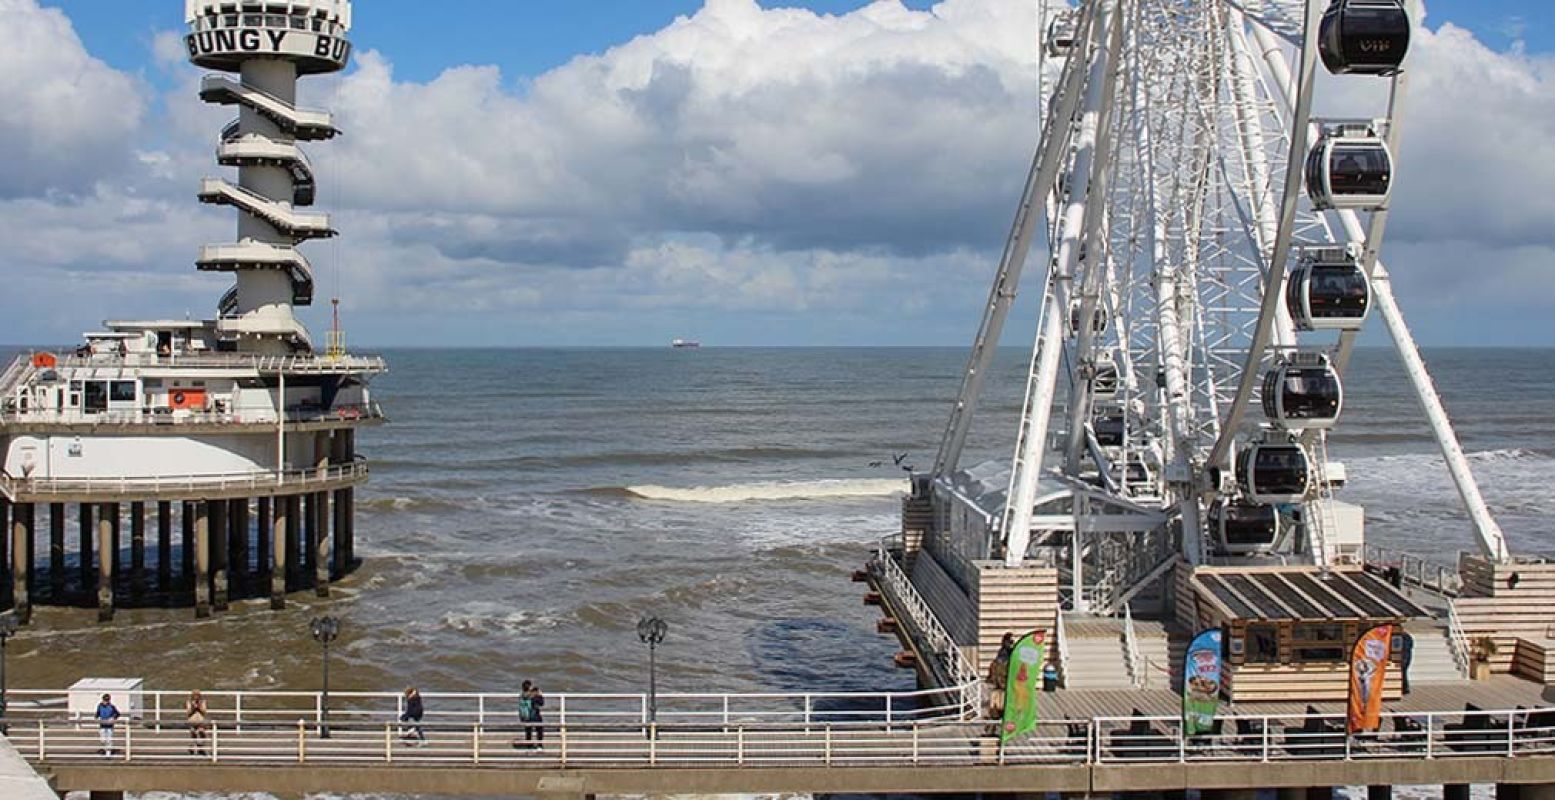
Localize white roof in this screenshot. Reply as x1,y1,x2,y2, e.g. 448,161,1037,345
186,0,352,28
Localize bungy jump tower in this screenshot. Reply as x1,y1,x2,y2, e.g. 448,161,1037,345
0,0,384,623
867,0,1555,712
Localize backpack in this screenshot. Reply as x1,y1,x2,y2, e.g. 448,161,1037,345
518,697,534,721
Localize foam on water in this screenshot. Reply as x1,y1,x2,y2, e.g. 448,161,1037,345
621,478,908,503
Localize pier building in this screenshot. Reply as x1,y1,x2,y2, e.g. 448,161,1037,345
0,0,383,622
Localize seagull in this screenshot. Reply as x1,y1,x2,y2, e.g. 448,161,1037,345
892,452,909,466
868,460,884,468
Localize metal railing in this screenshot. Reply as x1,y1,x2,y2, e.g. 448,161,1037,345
1054,610,1071,689
0,402,384,428
0,358,34,399
871,537,982,716
1122,604,1144,689
1363,544,1463,597
0,352,386,377
1446,599,1473,679
7,699,1549,768
0,461,369,498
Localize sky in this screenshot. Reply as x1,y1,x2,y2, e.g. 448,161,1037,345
2,0,1553,347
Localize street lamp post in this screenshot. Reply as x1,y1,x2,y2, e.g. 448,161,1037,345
310,615,341,739
636,615,667,735
0,612,18,734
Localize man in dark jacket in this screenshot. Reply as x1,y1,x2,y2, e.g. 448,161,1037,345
400,686,426,745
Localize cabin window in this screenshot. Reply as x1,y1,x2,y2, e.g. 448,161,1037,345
1291,622,1347,662
83,381,108,414
1247,624,1279,664
110,381,136,403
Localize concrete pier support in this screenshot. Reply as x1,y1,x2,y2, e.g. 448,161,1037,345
48,503,64,599
129,501,146,597
181,501,195,587
156,501,172,591
194,502,211,618
256,497,271,580
79,504,93,591
210,500,229,612
233,498,250,585
1499,785,1521,800
1368,787,1391,800
285,495,300,588
270,498,287,610
302,493,316,577
1445,785,1472,800
314,491,331,597
96,504,114,622
11,504,33,622
332,488,347,578
1277,789,1312,800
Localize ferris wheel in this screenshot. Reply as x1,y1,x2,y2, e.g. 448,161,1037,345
926,0,1510,611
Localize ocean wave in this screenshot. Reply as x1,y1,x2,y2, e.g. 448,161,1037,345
358,495,460,513
605,478,908,504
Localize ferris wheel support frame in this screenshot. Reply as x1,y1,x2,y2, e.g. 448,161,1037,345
1245,10,1511,563
932,0,1101,481
1205,0,1325,473
1002,0,1124,573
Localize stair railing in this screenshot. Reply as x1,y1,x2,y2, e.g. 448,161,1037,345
1445,599,1472,679
1122,603,1145,688
1054,611,1071,689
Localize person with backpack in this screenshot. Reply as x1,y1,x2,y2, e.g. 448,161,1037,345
399,686,427,746
512,680,545,750
95,694,122,757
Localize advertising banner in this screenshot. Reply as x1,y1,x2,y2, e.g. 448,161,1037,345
1000,630,1047,742
1347,623,1395,734
1182,628,1223,736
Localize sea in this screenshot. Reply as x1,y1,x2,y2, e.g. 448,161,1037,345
2,346,1552,800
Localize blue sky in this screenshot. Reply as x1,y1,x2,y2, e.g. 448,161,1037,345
3,0,1553,348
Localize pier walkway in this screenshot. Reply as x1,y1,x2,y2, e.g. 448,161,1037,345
4,686,1553,797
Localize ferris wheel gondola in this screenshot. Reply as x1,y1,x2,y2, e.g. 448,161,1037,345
1209,501,1282,556
1262,353,1343,431
1306,124,1393,210
1318,0,1412,77
1288,247,1371,331
1236,440,1314,504
1046,11,1079,58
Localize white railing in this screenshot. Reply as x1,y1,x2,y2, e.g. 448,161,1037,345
7,699,1550,768
0,402,384,428
12,352,386,375
0,461,368,498
1446,599,1473,679
1122,604,1144,689
1363,544,1463,597
871,538,982,716
0,357,34,398
1054,611,1071,688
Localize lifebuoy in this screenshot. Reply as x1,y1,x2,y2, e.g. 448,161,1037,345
172,391,187,406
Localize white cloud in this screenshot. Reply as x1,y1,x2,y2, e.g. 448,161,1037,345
0,0,147,198
0,0,1552,346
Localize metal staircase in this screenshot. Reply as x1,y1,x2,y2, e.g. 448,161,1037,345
198,179,336,241
200,75,339,140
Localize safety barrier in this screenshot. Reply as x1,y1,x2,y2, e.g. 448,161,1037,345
7,702,1550,768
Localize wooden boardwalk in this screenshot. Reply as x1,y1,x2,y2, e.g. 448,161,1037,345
1045,675,1549,720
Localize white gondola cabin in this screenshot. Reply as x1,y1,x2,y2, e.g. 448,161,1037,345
1287,247,1371,331
1306,124,1393,210
1069,302,1109,335
1046,12,1078,58
1236,441,1313,504
1318,0,1411,76
1210,501,1282,555
1092,358,1120,400
1261,352,1343,431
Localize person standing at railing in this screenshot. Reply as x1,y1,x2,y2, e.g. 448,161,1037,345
95,693,122,757
512,681,545,750
986,632,1015,719
400,686,427,746
186,690,210,755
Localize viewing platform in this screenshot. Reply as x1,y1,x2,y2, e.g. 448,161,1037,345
0,460,369,504
2,686,1550,798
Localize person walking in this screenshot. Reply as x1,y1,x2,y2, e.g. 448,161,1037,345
513,680,545,750
185,690,209,755
95,694,122,757
400,687,427,746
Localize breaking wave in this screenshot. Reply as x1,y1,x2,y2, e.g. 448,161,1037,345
597,478,908,504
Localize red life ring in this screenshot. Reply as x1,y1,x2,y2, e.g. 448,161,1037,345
172,391,187,406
